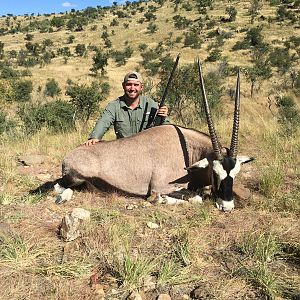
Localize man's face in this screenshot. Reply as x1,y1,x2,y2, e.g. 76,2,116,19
122,80,143,101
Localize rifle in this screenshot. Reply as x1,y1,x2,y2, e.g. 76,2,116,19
147,53,180,128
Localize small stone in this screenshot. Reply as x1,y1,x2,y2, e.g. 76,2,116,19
93,284,105,299
71,208,90,220
147,222,160,229
233,183,251,200
126,204,138,210
143,275,156,291
60,208,90,242
157,294,171,300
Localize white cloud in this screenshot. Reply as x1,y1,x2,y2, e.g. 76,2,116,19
62,2,78,8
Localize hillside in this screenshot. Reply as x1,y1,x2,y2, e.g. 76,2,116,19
0,0,300,299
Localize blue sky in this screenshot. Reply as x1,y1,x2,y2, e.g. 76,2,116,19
0,1,124,16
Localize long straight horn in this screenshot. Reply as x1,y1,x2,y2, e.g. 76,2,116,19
197,59,222,160
229,70,240,159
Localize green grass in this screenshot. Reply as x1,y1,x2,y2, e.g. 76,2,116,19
0,233,47,271
112,252,157,289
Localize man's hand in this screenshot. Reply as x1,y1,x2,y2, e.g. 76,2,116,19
157,105,168,117
84,138,101,146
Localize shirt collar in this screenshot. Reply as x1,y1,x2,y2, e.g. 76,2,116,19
119,95,143,109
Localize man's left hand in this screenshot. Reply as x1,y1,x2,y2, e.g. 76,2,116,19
157,105,168,117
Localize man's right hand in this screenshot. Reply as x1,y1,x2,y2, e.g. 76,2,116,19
84,138,101,146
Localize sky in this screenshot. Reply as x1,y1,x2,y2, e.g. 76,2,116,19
0,0,125,16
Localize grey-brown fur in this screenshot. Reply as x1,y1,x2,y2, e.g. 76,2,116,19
61,124,214,196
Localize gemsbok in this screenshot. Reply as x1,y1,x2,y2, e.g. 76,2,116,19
56,60,254,211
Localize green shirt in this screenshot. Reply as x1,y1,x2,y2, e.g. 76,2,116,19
89,95,170,139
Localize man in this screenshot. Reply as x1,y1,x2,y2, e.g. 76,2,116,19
85,71,169,146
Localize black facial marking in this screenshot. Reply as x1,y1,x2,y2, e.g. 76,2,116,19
212,156,237,201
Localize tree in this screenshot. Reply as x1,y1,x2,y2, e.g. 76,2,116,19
90,49,108,75
75,44,86,56
147,22,158,33
66,81,106,124
248,0,262,23
226,6,237,22
244,63,272,97
44,78,61,97
13,79,33,102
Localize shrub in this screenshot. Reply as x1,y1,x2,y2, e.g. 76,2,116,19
75,44,86,56
147,22,158,33
13,79,33,102
44,78,61,97
66,81,107,123
184,31,202,49
155,62,223,125
0,66,19,78
206,49,222,62
276,95,300,135
90,49,109,75
0,111,16,135
18,100,75,134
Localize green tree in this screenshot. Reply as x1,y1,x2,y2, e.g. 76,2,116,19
66,81,107,123
90,49,108,75
75,44,86,56
13,79,33,102
44,78,61,97
226,6,237,22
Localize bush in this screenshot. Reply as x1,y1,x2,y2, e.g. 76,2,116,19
18,100,75,134
75,44,86,56
276,95,300,135
13,79,33,102
184,31,202,49
44,78,61,97
66,81,107,123
155,62,223,125
0,111,16,135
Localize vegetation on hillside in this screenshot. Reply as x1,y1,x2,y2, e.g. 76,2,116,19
0,0,299,299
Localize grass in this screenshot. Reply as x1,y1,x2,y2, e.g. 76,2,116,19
0,233,47,271
112,252,157,289
0,0,299,298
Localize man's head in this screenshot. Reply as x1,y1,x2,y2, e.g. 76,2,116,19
123,71,143,84
122,71,144,102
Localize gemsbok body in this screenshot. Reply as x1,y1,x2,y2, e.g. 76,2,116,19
57,61,253,211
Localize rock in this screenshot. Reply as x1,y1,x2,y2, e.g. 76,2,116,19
190,284,213,299
147,222,160,229
157,294,171,300
143,275,156,291
71,207,91,220
233,183,251,200
93,284,105,299
60,208,90,242
126,203,138,210
18,154,47,166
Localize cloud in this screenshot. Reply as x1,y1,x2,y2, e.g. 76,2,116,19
62,2,78,8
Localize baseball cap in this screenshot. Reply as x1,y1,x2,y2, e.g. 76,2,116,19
123,71,143,84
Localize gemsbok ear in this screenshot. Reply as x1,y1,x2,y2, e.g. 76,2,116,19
185,158,209,170
237,155,255,164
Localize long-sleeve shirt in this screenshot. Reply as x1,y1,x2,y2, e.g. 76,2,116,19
89,95,170,139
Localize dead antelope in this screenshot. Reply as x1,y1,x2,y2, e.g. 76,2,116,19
56,61,253,211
